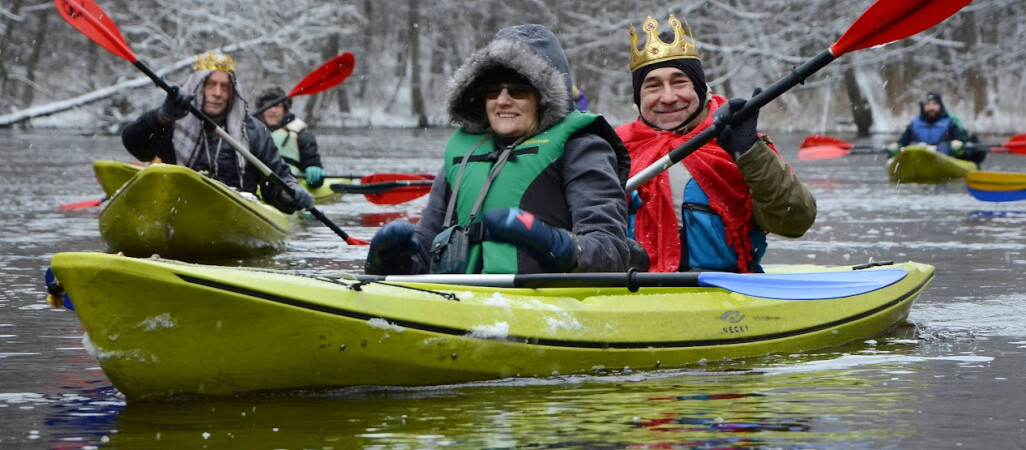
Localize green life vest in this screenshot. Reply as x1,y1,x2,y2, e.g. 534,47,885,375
442,110,599,274
270,118,307,176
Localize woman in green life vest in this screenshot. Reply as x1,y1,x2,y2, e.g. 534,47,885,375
255,86,327,187
365,24,632,275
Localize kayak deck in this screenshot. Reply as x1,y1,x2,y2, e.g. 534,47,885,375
50,252,934,400
95,159,346,204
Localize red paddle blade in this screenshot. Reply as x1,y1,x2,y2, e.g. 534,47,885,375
360,173,435,184
830,0,971,57
58,198,103,210
800,134,853,150
1003,133,1026,155
346,236,371,245
288,53,356,97
798,145,853,161
360,173,434,205
55,0,137,62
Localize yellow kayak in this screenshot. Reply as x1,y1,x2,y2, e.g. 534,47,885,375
92,159,347,204
965,170,1026,191
965,170,1026,202
886,144,978,184
99,164,291,260
48,252,934,401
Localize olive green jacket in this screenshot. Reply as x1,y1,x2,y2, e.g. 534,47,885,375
735,137,817,238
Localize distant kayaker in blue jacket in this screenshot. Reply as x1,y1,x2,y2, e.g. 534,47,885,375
893,92,983,165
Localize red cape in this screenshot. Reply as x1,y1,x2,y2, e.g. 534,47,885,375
617,95,757,272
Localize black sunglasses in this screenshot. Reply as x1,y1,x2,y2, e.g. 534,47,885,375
483,83,536,100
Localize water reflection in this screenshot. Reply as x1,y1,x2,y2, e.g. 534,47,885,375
55,352,911,449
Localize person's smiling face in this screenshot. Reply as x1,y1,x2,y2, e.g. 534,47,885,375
485,83,540,138
639,67,700,130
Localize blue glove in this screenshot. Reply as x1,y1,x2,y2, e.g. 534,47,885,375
482,207,577,272
714,87,763,160
627,190,642,240
277,182,315,212
365,220,420,275
157,84,194,124
304,166,326,188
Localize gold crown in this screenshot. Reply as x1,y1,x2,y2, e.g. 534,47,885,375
194,51,236,72
629,14,700,73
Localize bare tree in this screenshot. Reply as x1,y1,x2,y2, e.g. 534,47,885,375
1,0,1023,135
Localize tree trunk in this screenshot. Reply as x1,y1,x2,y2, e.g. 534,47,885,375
0,0,25,106
408,0,427,127
22,9,50,107
844,69,873,137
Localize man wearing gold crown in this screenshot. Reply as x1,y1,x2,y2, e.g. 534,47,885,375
617,15,816,273
121,51,315,214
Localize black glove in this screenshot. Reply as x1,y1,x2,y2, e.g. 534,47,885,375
482,207,577,272
365,220,420,275
157,84,194,124
714,87,763,160
277,182,315,212
626,238,650,272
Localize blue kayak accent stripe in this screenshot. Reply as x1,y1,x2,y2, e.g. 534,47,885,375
967,186,1026,203
176,270,932,350
697,269,908,300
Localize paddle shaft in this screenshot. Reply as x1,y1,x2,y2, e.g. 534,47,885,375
360,271,698,291
626,51,836,192
331,179,433,194
848,142,1009,155
251,94,288,117
129,60,360,244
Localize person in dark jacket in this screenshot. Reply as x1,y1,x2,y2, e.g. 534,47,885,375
255,86,327,188
121,51,314,214
894,91,982,164
364,24,631,275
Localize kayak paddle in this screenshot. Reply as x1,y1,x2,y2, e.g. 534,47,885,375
250,52,356,117
330,174,434,205
57,197,104,210
55,0,369,245
798,133,1026,161
626,0,973,192
359,267,910,301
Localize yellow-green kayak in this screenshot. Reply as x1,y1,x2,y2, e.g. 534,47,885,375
886,144,978,184
98,164,291,260
93,159,348,204
48,251,934,401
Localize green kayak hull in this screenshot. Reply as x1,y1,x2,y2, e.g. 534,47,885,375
98,164,291,260
50,252,934,401
887,144,977,184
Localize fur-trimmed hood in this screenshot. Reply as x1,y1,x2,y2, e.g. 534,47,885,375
446,25,575,134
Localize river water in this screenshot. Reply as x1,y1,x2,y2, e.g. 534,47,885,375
1,127,1025,449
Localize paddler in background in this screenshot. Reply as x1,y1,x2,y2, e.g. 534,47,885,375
121,51,314,214
255,86,328,188
890,91,983,165
364,24,633,275
617,14,817,273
